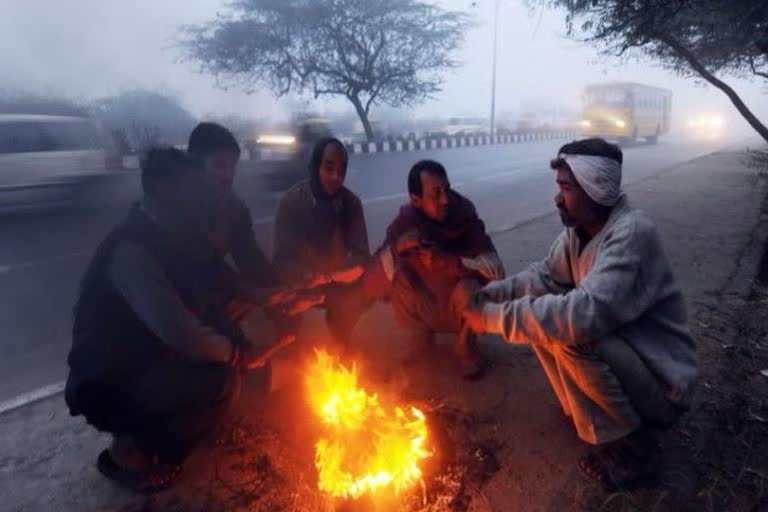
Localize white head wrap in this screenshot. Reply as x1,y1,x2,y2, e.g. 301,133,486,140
559,153,623,207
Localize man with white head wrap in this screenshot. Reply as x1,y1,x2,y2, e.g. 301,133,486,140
462,138,698,492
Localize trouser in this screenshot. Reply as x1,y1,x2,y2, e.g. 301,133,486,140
73,359,242,465
391,274,482,365
531,335,682,445
322,281,370,348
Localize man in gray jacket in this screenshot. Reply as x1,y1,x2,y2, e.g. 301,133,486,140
463,138,698,491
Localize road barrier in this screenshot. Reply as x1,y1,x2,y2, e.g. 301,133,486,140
346,129,578,155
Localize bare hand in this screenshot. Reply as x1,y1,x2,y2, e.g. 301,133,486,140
461,303,485,333
330,265,365,284
241,333,297,369
282,293,325,316
461,253,505,281
264,288,297,307
395,229,422,255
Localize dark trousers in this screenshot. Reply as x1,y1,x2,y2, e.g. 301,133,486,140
323,281,370,347
70,358,242,464
391,274,482,365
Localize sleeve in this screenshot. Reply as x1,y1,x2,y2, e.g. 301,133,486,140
462,207,497,256
108,241,234,364
344,196,371,267
272,191,307,285
479,230,573,302
229,201,278,287
480,222,655,346
361,213,408,300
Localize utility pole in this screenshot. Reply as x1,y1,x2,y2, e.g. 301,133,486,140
490,0,500,140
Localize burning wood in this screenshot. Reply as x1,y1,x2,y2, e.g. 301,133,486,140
305,349,432,500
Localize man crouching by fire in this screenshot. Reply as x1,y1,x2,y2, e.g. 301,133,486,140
462,138,699,492
363,159,504,379
65,148,306,494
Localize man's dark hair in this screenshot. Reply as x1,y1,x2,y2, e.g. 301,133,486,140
550,138,623,170
408,160,449,197
140,147,201,196
187,122,241,158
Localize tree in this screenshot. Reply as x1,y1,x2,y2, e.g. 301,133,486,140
90,89,197,152
179,0,469,141
539,0,768,142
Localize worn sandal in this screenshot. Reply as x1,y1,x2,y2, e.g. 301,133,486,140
97,450,181,495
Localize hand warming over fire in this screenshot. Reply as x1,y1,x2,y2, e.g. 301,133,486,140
281,293,325,316
461,297,486,333
330,264,365,284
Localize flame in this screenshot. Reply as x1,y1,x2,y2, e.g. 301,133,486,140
305,349,431,499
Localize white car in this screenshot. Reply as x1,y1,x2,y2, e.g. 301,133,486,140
0,114,117,209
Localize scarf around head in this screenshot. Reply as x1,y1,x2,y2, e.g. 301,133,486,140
308,137,349,252
559,153,623,206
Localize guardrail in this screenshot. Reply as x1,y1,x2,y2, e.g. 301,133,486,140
345,130,579,155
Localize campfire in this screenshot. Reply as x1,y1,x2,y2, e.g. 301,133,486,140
305,349,432,500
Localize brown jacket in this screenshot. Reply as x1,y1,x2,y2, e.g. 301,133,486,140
272,179,369,284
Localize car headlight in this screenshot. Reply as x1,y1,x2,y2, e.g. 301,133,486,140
256,134,296,145
580,120,592,128
614,119,626,128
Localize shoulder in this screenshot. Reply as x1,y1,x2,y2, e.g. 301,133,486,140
341,187,363,209
603,206,661,253
450,190,479,218
277,179,311,209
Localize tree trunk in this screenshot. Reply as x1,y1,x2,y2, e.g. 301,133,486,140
349,95,375,142
658,32,768,143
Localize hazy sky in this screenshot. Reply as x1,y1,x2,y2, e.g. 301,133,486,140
1,0,766,133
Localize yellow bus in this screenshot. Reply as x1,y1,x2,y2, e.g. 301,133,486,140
580,82,672,143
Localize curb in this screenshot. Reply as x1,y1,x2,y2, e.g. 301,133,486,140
345,130,579,155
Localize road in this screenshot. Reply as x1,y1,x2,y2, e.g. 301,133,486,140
0,136,722,404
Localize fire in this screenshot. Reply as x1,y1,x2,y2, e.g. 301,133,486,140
305,349,431,499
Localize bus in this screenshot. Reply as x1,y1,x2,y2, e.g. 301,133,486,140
579,82,672,143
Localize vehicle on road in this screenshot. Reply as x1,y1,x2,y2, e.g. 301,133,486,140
246,117,334,190
0,114,119,209
579,82,672,144
687,113,725,140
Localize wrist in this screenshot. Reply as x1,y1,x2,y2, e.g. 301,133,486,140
228,343,241,367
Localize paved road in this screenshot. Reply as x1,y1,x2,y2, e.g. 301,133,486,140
0,136,721,403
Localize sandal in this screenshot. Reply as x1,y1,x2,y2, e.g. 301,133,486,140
97,450,181,495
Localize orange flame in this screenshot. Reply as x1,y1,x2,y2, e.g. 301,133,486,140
305,349,431,499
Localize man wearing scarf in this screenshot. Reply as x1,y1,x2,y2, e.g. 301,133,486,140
363,160,504,379
272,137,370,348
462,138,699,492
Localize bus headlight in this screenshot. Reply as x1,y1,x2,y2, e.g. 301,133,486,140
580,120,592,128
614,119,626,128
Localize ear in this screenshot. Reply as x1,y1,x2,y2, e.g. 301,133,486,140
409,193,422,209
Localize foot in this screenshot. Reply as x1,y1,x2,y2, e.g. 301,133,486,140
460,356,489,380
97,449,181,495
577,430,662,492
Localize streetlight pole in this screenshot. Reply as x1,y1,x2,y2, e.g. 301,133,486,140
490,0,500,140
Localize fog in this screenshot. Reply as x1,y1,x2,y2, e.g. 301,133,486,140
1,0,766,137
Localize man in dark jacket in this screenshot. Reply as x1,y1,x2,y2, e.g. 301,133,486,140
363,160,504,378
65,148,290,494
188,122,277,292
272,137,370,348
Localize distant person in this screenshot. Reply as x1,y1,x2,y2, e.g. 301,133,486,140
272,137,370,349
187,122,276,291
64,148,297,494
462,138,699,491
363,159,504,379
